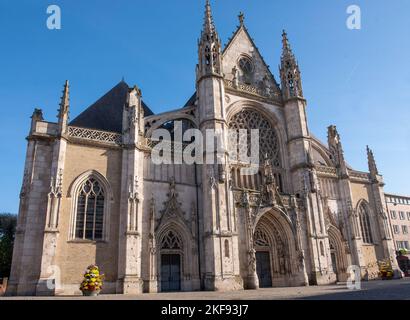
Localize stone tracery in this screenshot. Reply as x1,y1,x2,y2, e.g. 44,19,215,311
161,230,183,250
228,109,281,167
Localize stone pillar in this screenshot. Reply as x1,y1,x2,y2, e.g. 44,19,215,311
36,82,70,296
240,191,259,290
116,86,145,294
290,196,310,286
368,169,402,277
6,112,39,295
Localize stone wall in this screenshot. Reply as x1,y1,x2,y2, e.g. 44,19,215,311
55,142,122,294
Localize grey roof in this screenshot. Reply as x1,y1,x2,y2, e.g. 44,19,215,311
184,92,197,107
70,81,154,133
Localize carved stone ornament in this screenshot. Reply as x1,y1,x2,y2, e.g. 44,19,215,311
248,248,257,273
156,178,190,231
208,168,217,190
128,175,139,201
49,168,63,198
240,190,250,208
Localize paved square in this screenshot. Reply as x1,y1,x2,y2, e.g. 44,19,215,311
2,278,410,300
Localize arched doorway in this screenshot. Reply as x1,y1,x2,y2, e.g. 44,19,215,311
328,226,349,282
253,210,299,288
159,230,183,292
254,227,273,288
329,241,338,278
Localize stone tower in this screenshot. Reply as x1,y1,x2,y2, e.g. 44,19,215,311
196,0,242,291
280,31,335,284
366,146,401,276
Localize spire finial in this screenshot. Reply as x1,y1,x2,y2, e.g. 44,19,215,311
59,80,70,114
367,145,379,177
282,29,292,54
203,0,215,33
57,80,70,135
238,12,245,26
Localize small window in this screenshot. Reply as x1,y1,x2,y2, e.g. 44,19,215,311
391,211,397,220
393,225,400,235
224,239,230,258
402,226,409,235
397,241,410,250
399,211,405,220
407,212,410,221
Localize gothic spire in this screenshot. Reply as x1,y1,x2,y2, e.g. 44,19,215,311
59,80,69,116
203,0,216,36
57,80,70,135
197,0,222,79
280,30,303,100
281,30,293,59
367,146,379,177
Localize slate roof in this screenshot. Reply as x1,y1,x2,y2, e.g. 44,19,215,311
184,92,197,107
70,81,154,133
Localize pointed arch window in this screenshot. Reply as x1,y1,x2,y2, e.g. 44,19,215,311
161,230,183,250
228,109,281,167
228,109,283,192
238,57,254,84
359,203,374,244
74,177,105,241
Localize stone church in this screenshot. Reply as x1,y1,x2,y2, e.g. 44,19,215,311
7,1,401,296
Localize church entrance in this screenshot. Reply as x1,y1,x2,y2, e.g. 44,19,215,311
256,251,272,288
160,254,181,292
328,226,349,282
330,250,338,278
252,210,297,288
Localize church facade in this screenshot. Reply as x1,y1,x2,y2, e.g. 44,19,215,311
7,2,401,296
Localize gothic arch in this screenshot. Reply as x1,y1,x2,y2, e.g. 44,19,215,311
328,225,349,281
356,199,374,244
311,137,333,167
67,170,113,200
226,101,289,192
155,220,198,292
145,113,198,138
67,170,113,241
226,100,287,168
253,208,301,286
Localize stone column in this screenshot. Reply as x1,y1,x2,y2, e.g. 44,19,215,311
36,82,70,296
240,191,259,289
6,115,39,296
116,86,145,294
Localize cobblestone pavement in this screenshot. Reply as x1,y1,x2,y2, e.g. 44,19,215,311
1,278,410,300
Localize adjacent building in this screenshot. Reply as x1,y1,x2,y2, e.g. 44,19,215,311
385,194,410,251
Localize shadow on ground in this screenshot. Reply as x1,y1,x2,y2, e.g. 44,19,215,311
298,280,410,300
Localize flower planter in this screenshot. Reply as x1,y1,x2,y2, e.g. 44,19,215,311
82,290,101,297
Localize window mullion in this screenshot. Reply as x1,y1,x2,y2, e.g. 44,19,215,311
83,194,88,240
93,194,97,241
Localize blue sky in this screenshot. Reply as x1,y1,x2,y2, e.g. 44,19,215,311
0,0,409,213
